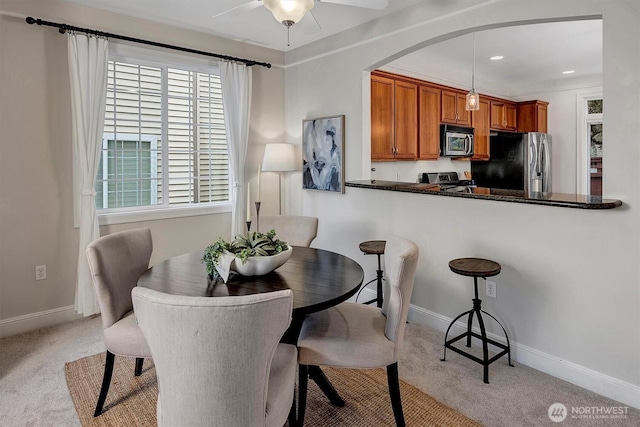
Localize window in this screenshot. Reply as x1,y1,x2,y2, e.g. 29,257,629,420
576,93,603,196
586,98,603,196
96,134,158,209
586,99,603,158
97,56,230,221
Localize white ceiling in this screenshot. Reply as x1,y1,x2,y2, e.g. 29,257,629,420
58,0,425,51
57,1,602,91
388,19,603,94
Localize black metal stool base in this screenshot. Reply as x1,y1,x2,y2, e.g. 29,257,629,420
358,240,386,308
361,262,384,308
441,277,513,383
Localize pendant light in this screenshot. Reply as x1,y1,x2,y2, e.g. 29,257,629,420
263,0,315,46
466,32,480,111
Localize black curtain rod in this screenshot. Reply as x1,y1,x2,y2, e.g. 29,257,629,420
25,16,271,68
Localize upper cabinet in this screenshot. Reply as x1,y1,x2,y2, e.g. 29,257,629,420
517,100,549,133
471,97,490,161
418,84,441,160
441,89,472,127
370,70,549,161
490,101,517,131
371,73,417,161
394,80,419,160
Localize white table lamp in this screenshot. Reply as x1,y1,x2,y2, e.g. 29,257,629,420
262,143,297,215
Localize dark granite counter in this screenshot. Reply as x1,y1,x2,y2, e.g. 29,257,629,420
345,180,623,209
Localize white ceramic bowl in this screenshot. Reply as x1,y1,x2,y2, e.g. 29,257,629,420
232,246,293,276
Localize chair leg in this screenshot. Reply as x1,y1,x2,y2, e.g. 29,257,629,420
94,351,115,417
288,390,297,427
298,365,309,426
386,363,405,427
134,357,144,376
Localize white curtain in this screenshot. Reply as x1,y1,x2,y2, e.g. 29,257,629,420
68,33,109,316
220,60,253,237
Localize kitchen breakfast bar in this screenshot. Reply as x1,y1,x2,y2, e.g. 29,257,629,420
346,180,622,209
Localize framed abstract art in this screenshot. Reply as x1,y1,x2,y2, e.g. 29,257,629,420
302,115,345,193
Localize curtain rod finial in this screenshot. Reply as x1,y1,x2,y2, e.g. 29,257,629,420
25,16,35,24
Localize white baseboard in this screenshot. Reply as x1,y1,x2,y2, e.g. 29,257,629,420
404,299,640,410
0,305,82,338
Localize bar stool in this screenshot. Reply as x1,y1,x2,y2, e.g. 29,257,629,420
441,257,513,383
357,240,385,308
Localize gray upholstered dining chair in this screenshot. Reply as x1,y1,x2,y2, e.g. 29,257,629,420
296,236,419,427
253,215,319,247
131,287,298,427
85,227,153,417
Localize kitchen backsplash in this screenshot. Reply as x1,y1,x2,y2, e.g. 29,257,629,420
372,158,470,182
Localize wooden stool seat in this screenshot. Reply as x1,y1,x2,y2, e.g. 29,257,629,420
441,257,513,383
359,240,386,255
358,240,386,307
448,257,501,278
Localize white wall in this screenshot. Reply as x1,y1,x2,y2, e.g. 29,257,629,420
283,0,639,406
0,0,285,328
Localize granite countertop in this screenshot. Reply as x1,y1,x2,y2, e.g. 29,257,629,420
345,180,623,210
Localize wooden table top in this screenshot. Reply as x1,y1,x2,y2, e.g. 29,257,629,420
137,246,365,316
448,257,501,278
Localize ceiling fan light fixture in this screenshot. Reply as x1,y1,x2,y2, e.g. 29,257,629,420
263,0,315,26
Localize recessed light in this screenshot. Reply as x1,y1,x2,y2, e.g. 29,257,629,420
489,55,504,61
562,70,575,74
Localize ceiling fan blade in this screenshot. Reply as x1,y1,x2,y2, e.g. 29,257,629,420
212,1,263,20
319,0,389,10
299,11,322,35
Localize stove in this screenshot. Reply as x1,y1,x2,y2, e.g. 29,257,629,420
419,172,475,191
420,171,459,185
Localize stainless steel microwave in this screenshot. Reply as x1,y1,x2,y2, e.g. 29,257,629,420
440,124,474,157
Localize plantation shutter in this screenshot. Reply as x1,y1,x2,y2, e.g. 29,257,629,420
99,59,229,209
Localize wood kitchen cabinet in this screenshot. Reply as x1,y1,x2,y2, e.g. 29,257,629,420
371,72,417,161
371,74,395,160
517,100,548,132
471,97,490,160
418,84,441,160
490,101,517,131
441,89,471,127
394,80,418,159
370,70,551,162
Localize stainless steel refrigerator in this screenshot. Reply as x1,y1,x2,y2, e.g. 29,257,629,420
471,131,552,193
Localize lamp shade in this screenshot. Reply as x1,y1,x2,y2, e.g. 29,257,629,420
262,143,297,172
263,0,314,25
466,90,480,111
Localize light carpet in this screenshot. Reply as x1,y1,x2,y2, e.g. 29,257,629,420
65,352,481,426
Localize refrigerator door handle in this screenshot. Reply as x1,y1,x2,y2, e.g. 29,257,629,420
542,137,551,190
537,138,545,174
535,146,541,174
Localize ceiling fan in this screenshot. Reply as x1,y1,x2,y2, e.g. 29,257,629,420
213,0,389,44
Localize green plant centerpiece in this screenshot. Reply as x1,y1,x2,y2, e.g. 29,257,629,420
202,229,291,281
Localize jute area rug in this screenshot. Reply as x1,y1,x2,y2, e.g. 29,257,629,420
65,352,481,426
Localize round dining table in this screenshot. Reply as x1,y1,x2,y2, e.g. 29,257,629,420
137,245,364,315
137,245,365,408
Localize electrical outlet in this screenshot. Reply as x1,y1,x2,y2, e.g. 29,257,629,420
486,280,496,298
35,265,46,281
